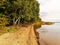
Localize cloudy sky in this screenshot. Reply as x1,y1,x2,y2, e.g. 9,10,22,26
37,0,60,22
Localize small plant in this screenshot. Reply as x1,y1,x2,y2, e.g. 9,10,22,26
6,27,16,32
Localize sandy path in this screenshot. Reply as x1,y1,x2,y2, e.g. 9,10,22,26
0,26,38,45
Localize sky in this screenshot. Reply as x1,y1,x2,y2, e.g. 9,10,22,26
37,0,60,22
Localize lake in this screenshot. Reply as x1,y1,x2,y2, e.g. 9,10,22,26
37,23,60,45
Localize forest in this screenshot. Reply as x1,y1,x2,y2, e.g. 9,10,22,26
0,0,55,45
0,0,54,34
0,0,41,29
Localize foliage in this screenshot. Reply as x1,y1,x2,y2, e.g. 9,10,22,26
0,0,41,28
0,14,9,29
6,27,17,32
44,22,55,25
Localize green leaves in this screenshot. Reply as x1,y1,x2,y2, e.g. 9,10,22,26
0,0,41,26
6,27,16,32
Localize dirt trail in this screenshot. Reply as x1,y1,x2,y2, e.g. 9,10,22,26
0,26,38,45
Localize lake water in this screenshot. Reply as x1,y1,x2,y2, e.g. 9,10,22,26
37,23,60,45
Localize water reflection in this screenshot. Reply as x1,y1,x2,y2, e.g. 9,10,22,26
37,23,60,45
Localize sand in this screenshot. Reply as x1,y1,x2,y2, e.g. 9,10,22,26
0,26,38,45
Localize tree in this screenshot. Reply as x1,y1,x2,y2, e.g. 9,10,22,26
0,0,41,26
0,14,9,29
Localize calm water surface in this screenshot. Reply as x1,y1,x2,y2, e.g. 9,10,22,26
37,23,60,45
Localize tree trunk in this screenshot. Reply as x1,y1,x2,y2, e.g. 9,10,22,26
14,17,20,25
18,18,20,25
13,17,16,25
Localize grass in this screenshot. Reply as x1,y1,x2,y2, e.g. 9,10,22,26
0,25,20,35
